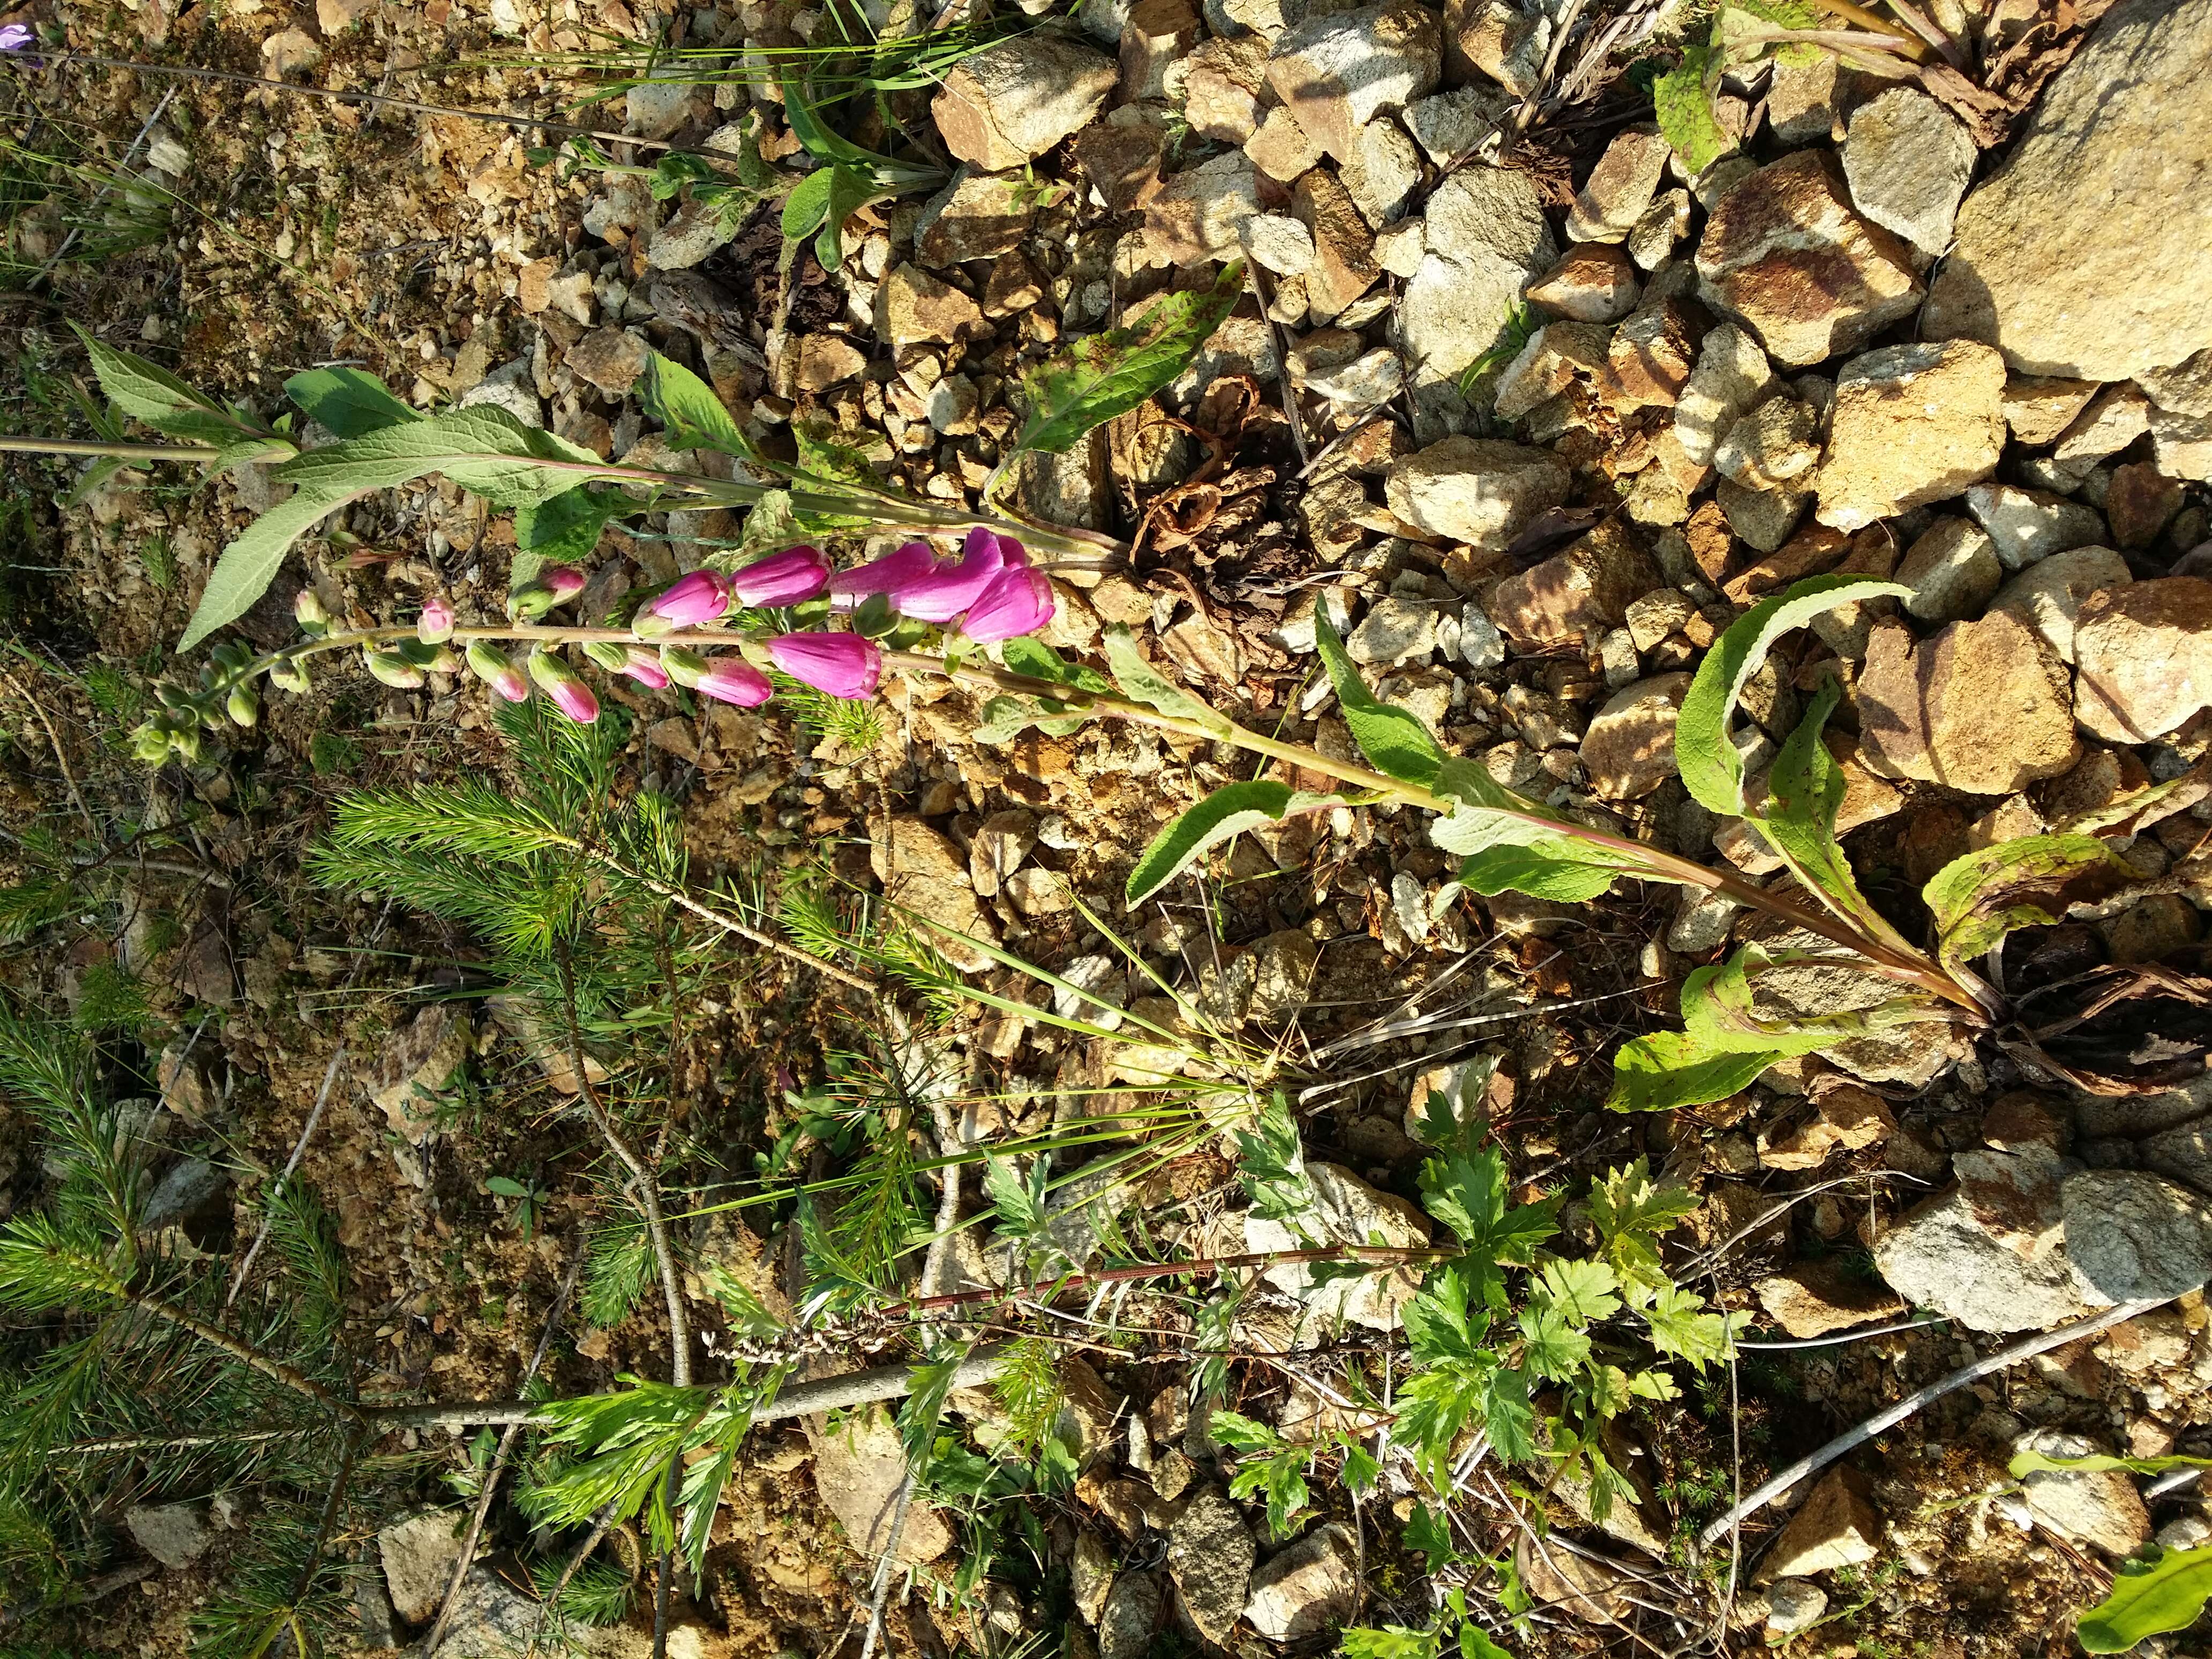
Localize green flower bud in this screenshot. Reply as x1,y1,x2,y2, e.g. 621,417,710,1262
268,657,311,694
226,684,260,728
132,722,173,764
295,588,332,637
583,640,631,672
659,646,709,688
363,647,425,690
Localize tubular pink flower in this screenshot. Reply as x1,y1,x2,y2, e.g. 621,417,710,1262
768,632,881,700
894,529,1007,623
617,646,671,689
828,541,938,611
527,648,599,724
466,641,530,701
696,659,774,706
510,565,587,620
417,596,455,644
729,545,831,608
648,570,732,629
658,646,709,687
960,566,1055,644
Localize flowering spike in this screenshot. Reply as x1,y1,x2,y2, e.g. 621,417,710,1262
729,546,831,608
417,596,455,643
466,641,530,702
767,632,881,700
527,648,599,723
960,567,1055,644
895,530,1010,623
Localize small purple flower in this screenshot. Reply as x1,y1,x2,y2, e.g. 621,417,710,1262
729,545,831,608
417,596,455,644
696,659,774,706
895,528,1010,624
768,632,881,700
829,541,937,611
638,569,731,635
527,648,599,724
0,24,33,50
960,566,1055,644
467,641,530,701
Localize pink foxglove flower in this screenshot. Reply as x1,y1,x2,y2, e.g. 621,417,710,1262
960,566,1055,644
617,646,671,689
416,596,455,644
829,541,937,611
894,528,1012,623
510,565,586,619
729,545,830,608
696,659,774,706
466,641,530,701
637,570,731,636
768,632,881,700
527,648,599,724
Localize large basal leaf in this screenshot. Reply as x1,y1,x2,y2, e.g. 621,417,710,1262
1757,677,1915,954
643,353,756,461
1677,576,1909,818
1607,1029,1791,1112
1102,624,1231,736
515,487,624,573
2075,1545,2212,1653
274,405,606,511
1449,836,1637,903
1126,779,1339,904
780,167,836,239
1922,832,2132,977
179,482,362,649
283,367,421,439
1013,264,1245,458
1653,43,1731,174
1312,611,1444,790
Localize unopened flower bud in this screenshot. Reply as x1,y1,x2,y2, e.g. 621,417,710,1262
508,565,586,620
268,657,311,694
398,638,462,675
226,684,260,728
363,647,425,690
647,570,733,630
295,588,332,636
658,646,709,689
132,722,173,763
466,641,530,702
417,596,456,644
527,647,599,724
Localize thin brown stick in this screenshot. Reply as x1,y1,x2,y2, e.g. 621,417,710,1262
127,1286,367,1422
0,667,97,838
1698,1298,2164,1547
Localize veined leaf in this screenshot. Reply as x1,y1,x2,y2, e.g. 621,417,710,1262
1606,1029,1786,1112
1922,833,2132,978
2075,1545,2212,1653
76,326,264,445
2012,1449,2212,1481
1653,43,1731,174
274,405,605,510
180,482,361,649
642,353,756,461
1312,611,1444,789
1452,838,1635,902
780,167,835,239
515,487,623,571
1000,636,1112,697
1102,624,1231,735
1677,576,1909,817
1126,779,1339,904
1013,264,1246,458
1682,945,1939,1055
1758,677,1915,953
283,366,420,439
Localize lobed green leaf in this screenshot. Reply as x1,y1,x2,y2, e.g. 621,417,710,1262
283,367,420,439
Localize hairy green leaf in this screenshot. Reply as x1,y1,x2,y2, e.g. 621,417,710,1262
180,482,361,649
1013,264,1245,458
1102,624,1231,735
1312,611,1444,789
283,367,420,439
1606,1029,1786,1113
515,487,624,571
780,167,835,238
643,352,756,461
274,405,604,510
1677,576,1909,817
1653,44,1731,174
1922,832,2132,977
1126,779,1339,904
77,327,263,446
1453,839,1634,902
2075,1546,2212,1652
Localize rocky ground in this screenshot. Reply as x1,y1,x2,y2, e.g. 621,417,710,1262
3,0,2212,1651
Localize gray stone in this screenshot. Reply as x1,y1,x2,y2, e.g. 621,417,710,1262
932,36,1119,170
1167,1488,1255,1644
1384,436,1571,548
143,1156,231,1235
1714,396,1821,492
457,357,542,429
1243,1162,1431,1329
432,1568,542,1659
379,1509,468,1625
360,1004,470,1141
564,327,650,395
1099,1569,1165,1659
1812,340,2008,532
2060,1169,2212,1302
1403,83,1511,162
1579,672,1691,801
1898,517,2001,623
1924,0,2212,380
1716,477,1809,554
127,1501,214,1569
1340,116,1423,227
645,197,735,271
623,72,695,139
1875,1177,2103,1334
1966,482,2108,570
1989,543,2132,662
2014,1429,2153,1553
1240,212,1316,276
1245,1523,1358,1642
1840,87,1975,257
1347,596,1440,666
1674,324,1777,468
1565,125,1671,245
1400,166,1557,386
1766,1579,1828,1635
1262,0,1441,163
1248,929,1319,1021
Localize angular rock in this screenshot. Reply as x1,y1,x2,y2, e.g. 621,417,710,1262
2106,461,2185,548
1923,0,2212,380
564,327,649,396
1606,295,1703,409
2061,1169,2212,1303
1167,1489,1255,1644
1874,1178,2102,1334
1760,1468,1881,1578
1694,150,1922,367
1768,1580,1829,1635
1898,517,2001,623
1485,518,1660,646
1244,1162,1430,1329
1965,482,2108,570
2141,347,2212,416
1341,116,1423,227
1072,121,1167,213
1855,612,2078,794
934,37,1118,170
1404,83,1512,162
1290,166,1378,317
2072,578,2212,741
1714,395,1821,492
1990,543,2132,662
1761,1082,1896,1170
1147,151,1265,267
1492,321,1612,422
1347,595,1440,666
809,1404,952,1564
361,1004,470,1141
1122,0,1203,101
1673,323,1777,468
1717,477,1809,554
915,169,1033,265
1565,125,1671,244
1755,1259,1908,1339
1384,435,1571,548
1626,187,1691,271
380,1509,468,1624
1526,244,1642,323
1518,1535,1633,1623
1100,1568,1165,1659
1748,935,1962,1086
128,1501,214,1570
1400,165,1557,383
1245,106,1325,183
1579,672,1691,800
2015,1429,2154,1554
1183,35,1271,144
1263,0,1442,163
1812,340,2007,531
876,265,984,348
872,818,997,970
1244,1523,1358,1642
2153,407,2212,480
1839,87,1975,257
2004,374,2101,446
2055,384,2154,462
646,198,735,271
